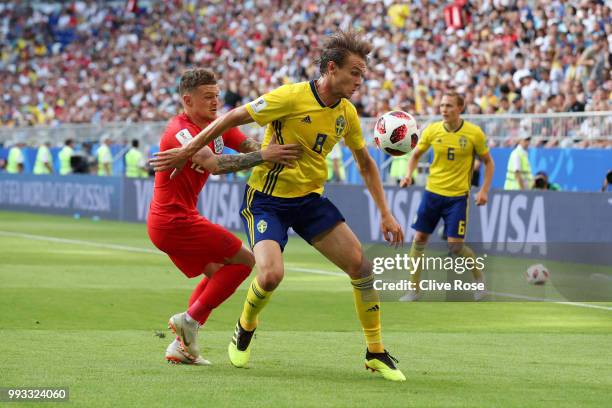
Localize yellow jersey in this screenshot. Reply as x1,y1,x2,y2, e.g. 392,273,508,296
417,120,489,197
245,81,365,198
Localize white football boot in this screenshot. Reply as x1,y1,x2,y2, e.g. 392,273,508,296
165,338,211,365
399,289,420,302
473,275,487,301
168,312,201,360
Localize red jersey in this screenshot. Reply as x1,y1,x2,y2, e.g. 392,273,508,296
148,113,246,228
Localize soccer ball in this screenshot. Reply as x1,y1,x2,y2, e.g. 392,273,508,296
373,111,419,156
525,264,550,285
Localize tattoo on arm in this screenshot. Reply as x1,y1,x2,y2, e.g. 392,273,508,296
214,151,264,174
238,138,261,153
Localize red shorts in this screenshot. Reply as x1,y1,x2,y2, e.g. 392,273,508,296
147,217,243,278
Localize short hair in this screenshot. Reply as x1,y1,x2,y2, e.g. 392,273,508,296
442,91,465,108
179,68,216,95
131,139,139,148
318,30,372,75
65,139,73,146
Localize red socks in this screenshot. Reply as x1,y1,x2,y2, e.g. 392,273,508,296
188,276,209,306
187,264,251,325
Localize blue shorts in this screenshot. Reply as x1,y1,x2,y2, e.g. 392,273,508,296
412,190,468,238
240,186,345,251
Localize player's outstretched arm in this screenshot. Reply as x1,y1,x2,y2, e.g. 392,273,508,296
237,138,261,153
352,147,404,247
399,147,424,188
475,152,495,205
151,106,254,174
191,134,302,175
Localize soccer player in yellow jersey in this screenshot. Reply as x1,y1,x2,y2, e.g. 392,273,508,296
151,31,406,381
399,92,495,301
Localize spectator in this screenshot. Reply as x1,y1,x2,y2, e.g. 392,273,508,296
602,170,612,192
509,96,525,114
6,139,26,174
471,158,481,188
58,138,75,175
124,139,148,178
388,154,406,186
533,171,561,191
563,92,585,112
33,139,53,175
504,135,533,190
223,81,243,110
326,143,346,183
497,97,511,114
71,141,94,174
0,1,608,129
97,136,112,176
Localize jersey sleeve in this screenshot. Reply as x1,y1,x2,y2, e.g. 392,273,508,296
416,124,432,152
222,126,248,152
160,122,189,151
344,104,366,150
473,126,489,156
244,85,294,126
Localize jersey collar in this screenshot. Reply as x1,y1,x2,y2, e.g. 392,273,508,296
309,80,341,109
443,119,464,133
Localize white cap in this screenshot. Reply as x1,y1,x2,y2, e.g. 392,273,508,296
516,69,533,82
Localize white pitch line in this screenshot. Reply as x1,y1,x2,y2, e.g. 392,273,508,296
488,291,612,311
555,302,612,311
0,230,162,255
284,265,345,277
1,230,610,312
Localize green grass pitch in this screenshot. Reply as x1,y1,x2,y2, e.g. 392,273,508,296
0,211,610,407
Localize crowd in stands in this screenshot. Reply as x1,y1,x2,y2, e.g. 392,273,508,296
1,0,610,131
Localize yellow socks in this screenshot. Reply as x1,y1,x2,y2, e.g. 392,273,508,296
454,244,484,281
239,278,273,331
409,241,426,288
351,275,384,353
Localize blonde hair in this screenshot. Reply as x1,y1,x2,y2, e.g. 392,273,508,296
443,91,465,108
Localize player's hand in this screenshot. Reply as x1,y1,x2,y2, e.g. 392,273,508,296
262,134,302,168
381,212,404,248
150,147,189,178
399,176,413,188
475,190,488,206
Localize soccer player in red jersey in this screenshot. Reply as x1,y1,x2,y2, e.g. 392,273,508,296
147,68,301,364
150,32,406,381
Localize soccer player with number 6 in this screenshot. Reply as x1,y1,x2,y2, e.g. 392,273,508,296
399,92,495,301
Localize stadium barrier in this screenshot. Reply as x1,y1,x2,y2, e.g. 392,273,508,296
1,112,610,192
1,112,610,146
1,174,610,264
0,146,610,192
